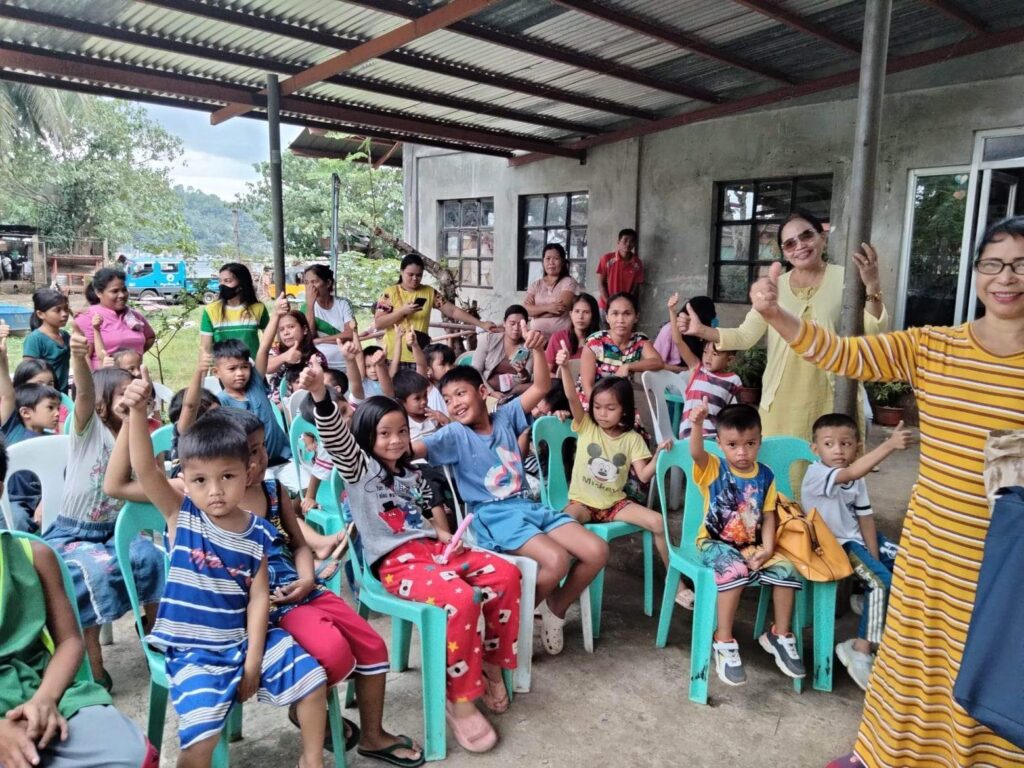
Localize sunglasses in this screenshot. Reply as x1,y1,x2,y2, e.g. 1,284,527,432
780,228,818,253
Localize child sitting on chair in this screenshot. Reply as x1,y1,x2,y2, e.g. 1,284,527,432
412,324,609,657
690,400,805,687
124,377,331,768
303,358,520,754
802,412,911,691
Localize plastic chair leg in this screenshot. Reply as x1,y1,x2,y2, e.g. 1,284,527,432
655,566,681,648
392,618,412,672
642,531,654,616
753,585,771,639
501,668,514,704
812,580,837,692
508,556,536,693
579,586,594,653
146,679,168,750
327,688,348,766
345,677,357,709
790,584,807,694
420,611,448,762
688,570,718,705
589,568,606,640
211,727,231,768
226,703,243,742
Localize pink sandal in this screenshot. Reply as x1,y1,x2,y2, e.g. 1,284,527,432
445,702,497,753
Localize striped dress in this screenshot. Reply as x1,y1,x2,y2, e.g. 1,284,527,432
791,320,1024,767
148,497,325,749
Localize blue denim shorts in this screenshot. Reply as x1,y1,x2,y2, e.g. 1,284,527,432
469,497,573,553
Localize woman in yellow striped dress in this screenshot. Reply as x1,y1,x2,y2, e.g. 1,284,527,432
748,216,1024,768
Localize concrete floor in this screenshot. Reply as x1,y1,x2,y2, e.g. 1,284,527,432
102,428,919,768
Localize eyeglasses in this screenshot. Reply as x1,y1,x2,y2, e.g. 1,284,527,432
780,228,817,253
974,258,1024,275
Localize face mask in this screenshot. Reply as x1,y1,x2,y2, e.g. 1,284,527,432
219,284,240,302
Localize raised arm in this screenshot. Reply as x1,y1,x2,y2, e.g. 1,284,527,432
69,327,94,435
408,330,429,377
0,322,15,424
299,358,369,484
666,293,701,371
255,297,288,376
688,397,710,471
124,370,183,524
103,419,150,503
518,325,552,414
685,300,768,353
834,421,912,485
389,326,404,379
338,340,365,401
556,340,586,425
178,348,214,434
90,312,108,362
371,348,394,398
580,344,597,401
438,300,499,333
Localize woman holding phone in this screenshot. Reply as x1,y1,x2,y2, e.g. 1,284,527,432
472,304,533,396
375,254,499,368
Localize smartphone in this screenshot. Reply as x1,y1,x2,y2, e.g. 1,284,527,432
414,297,427,308
510,346,530,365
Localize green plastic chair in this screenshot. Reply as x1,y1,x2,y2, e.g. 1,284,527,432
115,502,348,764
151,423,174,456
454,351,473,367
532,415,654,640
654,437,817,703
7,531,94,685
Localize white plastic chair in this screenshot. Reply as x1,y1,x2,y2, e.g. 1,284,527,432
203,375,223,394
151,381,175,414
0,435,71,534
641,370,686,508
286,388,311,426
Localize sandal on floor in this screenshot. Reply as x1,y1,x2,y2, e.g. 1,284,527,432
357,735,425,767
314,528,351,583
481,674,509,714
445,702,497,753
287,703,360,752
538,601,565,655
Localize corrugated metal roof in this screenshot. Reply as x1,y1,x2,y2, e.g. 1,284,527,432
0,0,1021,158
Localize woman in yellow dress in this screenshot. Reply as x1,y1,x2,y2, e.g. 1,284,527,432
374,254,499,367
749,216,1024,768
685,209,887,441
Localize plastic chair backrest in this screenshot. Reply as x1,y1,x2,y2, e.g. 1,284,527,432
455,351,473,367
1,435,70,532
151,381,174,413
7,531,94,683
151,423,174,457
278,377,289,402
641,369,684,443
203,375,223,394
288,415,317,483
59,392,74,413
114,502,168,644
531,415,576,511
287,389,311,424
755,436,816,498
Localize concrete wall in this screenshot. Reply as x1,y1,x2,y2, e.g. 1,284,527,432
404,44,1024,333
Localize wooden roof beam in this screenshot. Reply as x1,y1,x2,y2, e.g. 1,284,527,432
731,0,860,54
211,0,501,124
140,0,656,120
552,0,795,84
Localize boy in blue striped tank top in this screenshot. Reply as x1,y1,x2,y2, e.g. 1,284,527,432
124,374,328,768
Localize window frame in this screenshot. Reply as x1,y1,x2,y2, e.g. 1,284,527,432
438,197,494,289
517,191,589,290
709,174,833,303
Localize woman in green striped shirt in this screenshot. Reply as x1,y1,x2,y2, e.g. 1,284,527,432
199,262,269,359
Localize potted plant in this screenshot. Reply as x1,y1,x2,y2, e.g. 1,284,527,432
730,347,767,405
866,381,913,426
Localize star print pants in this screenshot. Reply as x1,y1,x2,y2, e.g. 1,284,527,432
378,539,522,703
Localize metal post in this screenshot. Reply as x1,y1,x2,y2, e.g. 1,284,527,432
835,0,892,415
330,172,340,294
267,73,285,295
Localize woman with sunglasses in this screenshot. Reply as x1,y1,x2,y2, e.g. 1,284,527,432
683,208,886,441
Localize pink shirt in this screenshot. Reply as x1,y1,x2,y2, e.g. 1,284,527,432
74,305,155,369
653,323,683,368
526,275,579,338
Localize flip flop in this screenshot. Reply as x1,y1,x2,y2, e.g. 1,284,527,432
287,703,360,752
481,674,509,714
445,702,497,753
314,528,351,583
356,735,425,767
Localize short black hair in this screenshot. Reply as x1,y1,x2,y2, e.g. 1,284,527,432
541,381,569,412
168,387,219,424
618,228,637,241
413,330,432,349
16,383,61,414
394,369,430,402
362,345,383,358
322,368,349,396
178,417,250,467
715,403,761,434
977,215,1024,258
504,304,528,321
439,365,484,393
423,343,455,367
12,359,55,389
812,413,859,440
201,407,264,437
212,339,252,362
0,434,8,482
588,376,635,429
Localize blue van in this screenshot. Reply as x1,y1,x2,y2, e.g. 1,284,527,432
125,259,219,303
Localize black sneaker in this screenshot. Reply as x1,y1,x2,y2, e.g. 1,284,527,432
713,639,747,686
759,630,806,679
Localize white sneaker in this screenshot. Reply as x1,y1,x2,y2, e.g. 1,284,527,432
537,601,565,655
713,638,747,686
836,639,874,691
674,586,695,610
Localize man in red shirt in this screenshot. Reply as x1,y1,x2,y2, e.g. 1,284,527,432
596,228,642,314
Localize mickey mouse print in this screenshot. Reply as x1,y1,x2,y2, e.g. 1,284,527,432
568,415,651,510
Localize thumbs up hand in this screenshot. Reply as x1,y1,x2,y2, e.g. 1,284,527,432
750,261,783,318
887,419,913,450
555,339,570,367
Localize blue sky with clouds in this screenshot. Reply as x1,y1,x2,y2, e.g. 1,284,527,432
144,104,302,202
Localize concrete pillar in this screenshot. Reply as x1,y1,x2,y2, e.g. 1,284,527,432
267,73,285,294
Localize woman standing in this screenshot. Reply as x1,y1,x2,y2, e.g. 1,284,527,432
472,304,533,396
545,292,600,372
524,243,579,339
750,216,1024,768
199,262,268,360
375,254,498,367
301,264,356,370
73,269,155,370
684,209,887,441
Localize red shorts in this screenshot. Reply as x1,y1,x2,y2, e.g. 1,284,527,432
575,497,632,523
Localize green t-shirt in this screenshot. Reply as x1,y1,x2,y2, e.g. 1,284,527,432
200,301,269,359
22,329,71,392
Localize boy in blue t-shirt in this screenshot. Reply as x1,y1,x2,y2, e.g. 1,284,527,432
212,339,290,467
413,324,609,656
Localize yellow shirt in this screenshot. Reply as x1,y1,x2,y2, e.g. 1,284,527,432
568,416,650,510
377,284,442,363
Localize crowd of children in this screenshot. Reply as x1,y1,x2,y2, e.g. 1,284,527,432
0,238,911,768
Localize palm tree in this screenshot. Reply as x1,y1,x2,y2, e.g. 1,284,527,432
0,82,84,150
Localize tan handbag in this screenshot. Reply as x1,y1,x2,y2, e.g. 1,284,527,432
983,430,1024,510
774,495,853,583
